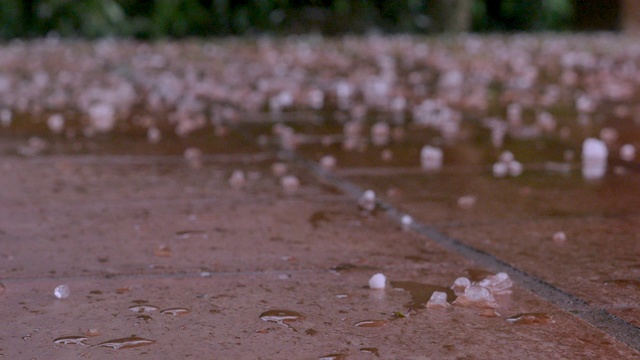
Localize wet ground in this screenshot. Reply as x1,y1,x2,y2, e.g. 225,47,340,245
2,35,640,358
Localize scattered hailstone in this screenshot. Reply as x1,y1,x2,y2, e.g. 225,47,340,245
420,145,443,171
368,273,386,289
552,231,567,244
599,127,618,144
271,162,288,177
581,138,608,180
498,151,515,163
451,277,471,295
358,190,376,212
493,151,522,177
228,170,246,189
184,147,202,168
400,214,413,231
508,161,523,177
477,272,513,294
147,127,161,143
88,103,116,132
427,291,450,309
47,114,65,134
0,109,12,127
492,162,508,178
54,284,71,299
280,175,300,194
319,155,336,171
620,144,636,161
452,285,498,309
457,195,477,209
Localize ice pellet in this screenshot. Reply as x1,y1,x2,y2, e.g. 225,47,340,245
280,175,300,194
54,285,70,299
582,138,608,179
492,162,508,177
451,277,471,295
499,151,515,163
400,214,413,231
358,190,376,212
508,161,523,177
88,103,116,132
229,170,246,189
319,155,336,171
427,291,450,309
368,273,386,289
620,144,636,161
457,195,477,209
271,162,288,177
0,109,12,127
47,114,65,134
552,231,567,244
477,272,513,294
147,127,161,143
420,145,443,171
452,285,497,308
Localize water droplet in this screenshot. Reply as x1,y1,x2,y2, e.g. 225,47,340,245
54,284,70,299
360,347,380,356
92,335,155,349
129,305,159,313
259,309,304,331
175,230,208,239
318,354,348,360
506,313,554,325
161,308,191,316
54,336,89,346
354,319,388,328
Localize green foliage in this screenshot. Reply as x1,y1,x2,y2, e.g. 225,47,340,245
0,0,576,39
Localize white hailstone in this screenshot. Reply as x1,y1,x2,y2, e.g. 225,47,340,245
184,147,202,168
47,114,65,134
228,170,246,189
498,151,515,163
319,155,336,171
371,121,390,146
88,103,116,132
582,138,607,180
477,272,513,294
368,273,386,289
400,214,413,231
271,162,288,177
147,127,161,143
536,111,556,132
599,127,618,144
358,190,376,212
427,291,450,309
552,231,567,244
451,277,471,295
381,149,393,162
0,109,12,127
457,195,477,209
307,89,325,110
507,103,522,125
452,285,498,308
492,162,508,178
54,284,70,299
620,144,636,161
280,175,300,194
508,161,523,177
420,145,443,171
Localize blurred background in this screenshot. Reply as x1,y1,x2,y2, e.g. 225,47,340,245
1,0,637,39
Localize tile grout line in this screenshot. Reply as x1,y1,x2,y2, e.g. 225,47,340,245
286,150,640,353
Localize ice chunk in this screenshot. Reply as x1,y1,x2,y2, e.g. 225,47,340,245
508,161,523,177
477,272,513,294
582,138,607,180
371,121,390,146
451,277,471,295
620,144,636,161
457,195,477,209
552,231,567,244
400,214,413,231
280,175,300,194
427,291,450,309
499,151,515,163
47,114,65,134
54,284,70,299
368,273,386,289
319,155,336,171
420,145,443,171
452,285,497,308
229,170,246,189
358,190,376,212
492,162,508,177
88,103,116,132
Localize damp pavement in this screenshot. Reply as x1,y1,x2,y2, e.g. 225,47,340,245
2,37,640,359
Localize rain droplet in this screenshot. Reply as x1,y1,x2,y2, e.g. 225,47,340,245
54,336,89,346
160,307,191,316
54,285,70,299
505,312,554,325
259,309,304,331
354,319,388,328
92,335,156,349
129,305,159,313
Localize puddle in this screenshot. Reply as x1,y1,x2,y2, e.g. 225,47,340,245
259,309,304,331
54,336,89,346
354,319,388,328
506,312,555,324
160,307,191,316
92,335,156,349
391,281,456,308
318,354,348,360
360,347,380,356
129,305,159,313
175,230,208,239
